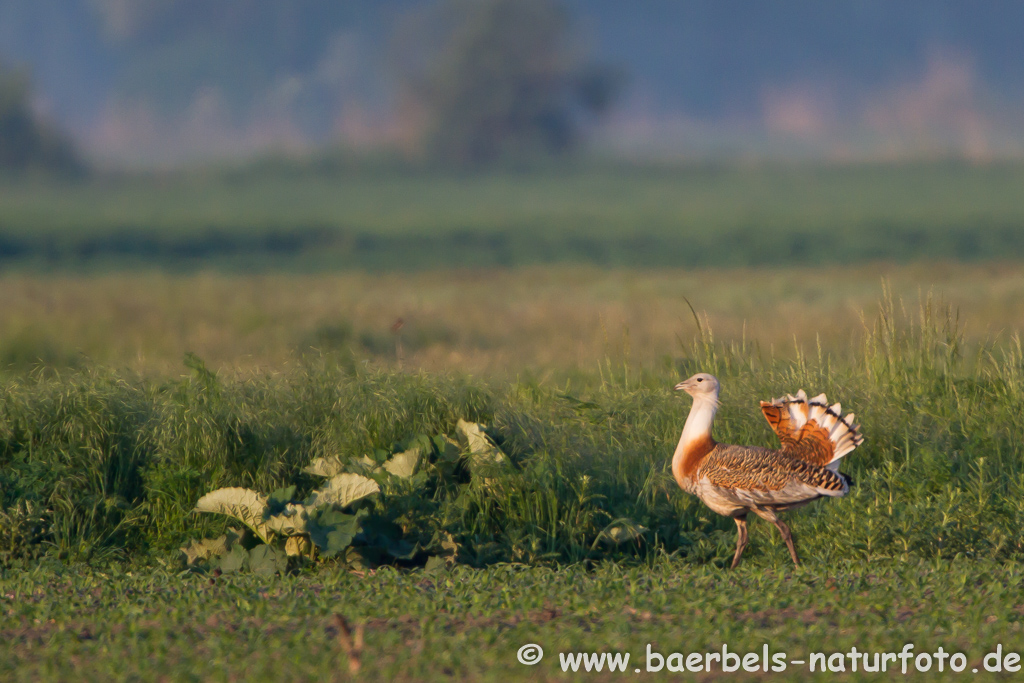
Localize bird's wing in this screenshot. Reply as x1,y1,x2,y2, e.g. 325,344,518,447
760,390,863,468
698,444,848,506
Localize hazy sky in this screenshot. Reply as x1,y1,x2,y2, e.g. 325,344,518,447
3,0,1023,164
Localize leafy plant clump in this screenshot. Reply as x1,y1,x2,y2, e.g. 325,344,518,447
181,421,507,574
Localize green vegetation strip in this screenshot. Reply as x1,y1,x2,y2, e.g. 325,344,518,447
2,162,1024,268
2,560,1023,682
2,301,1023,570
3,299,1024,679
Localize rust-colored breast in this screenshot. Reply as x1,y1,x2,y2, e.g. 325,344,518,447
680,435,716,479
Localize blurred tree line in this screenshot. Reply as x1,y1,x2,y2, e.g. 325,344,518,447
395,0,623,165
0,63,81,173
5,0,1024,167
1,0,622,169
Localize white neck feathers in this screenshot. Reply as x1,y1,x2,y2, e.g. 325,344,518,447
671,394,719,483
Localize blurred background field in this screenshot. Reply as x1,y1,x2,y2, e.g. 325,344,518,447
3,157,1024,377
1,262,1023,377
3,162,1024,269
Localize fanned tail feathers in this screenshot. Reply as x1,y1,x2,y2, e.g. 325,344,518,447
760,389,864,469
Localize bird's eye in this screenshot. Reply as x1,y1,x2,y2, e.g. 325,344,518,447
697,378,703,382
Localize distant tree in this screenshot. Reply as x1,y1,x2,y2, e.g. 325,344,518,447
397,0,624,166
0,64,82,173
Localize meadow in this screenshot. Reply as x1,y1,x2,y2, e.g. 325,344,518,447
4,161,1024,680
5,560,1024,682
3,285,1024,679
2,161,1024,269
2,262,1024,377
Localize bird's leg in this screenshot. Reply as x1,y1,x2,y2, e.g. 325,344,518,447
752,507,800,566
730,515,749,569
772,518,799,565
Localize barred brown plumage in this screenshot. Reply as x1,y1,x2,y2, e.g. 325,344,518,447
672,373,863,568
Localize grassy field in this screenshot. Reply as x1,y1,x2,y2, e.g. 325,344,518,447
2,300,1024,679
7,288,1024,561
5,160,1024,680
2,262,1024,376
4,560,1024,682
2,162,1024,268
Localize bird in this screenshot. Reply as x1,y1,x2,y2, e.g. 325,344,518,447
671,373,863,568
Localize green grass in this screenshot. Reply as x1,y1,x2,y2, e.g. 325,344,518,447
3,560,1024,681
3,161,1024,268
2,263,1024,376
3,296,1024,568
4,293,1024,678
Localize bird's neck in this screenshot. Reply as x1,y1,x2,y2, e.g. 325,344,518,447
672,396,718,487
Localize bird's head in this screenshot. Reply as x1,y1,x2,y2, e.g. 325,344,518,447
674,373,720,403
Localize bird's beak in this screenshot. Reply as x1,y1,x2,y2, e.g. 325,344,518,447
674,381,688,392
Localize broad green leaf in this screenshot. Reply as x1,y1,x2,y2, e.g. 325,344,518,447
308,508,364,557
593,519,648,548
433,435,461,461
248,545,288,576
353,455,380,474
266,485,297,515
456,419,506,466
358,515,418,560
604,524,647,544
302,456,346,478
424,532,458,568
456,420,501,458
424,555,448,573
303,454,379,477
194,488,272,544
217,544,248,574
440,532,459,561
344,545,370,571
383,447,421,478
402,434,432,456
285,535,314,558
179,529,241,566
306,473,379,509
265,503,310,536
456,419,509,487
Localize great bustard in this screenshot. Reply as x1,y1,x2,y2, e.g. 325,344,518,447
672,373,863,568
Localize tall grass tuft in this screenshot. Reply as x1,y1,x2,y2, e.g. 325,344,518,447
2,295,1024,568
